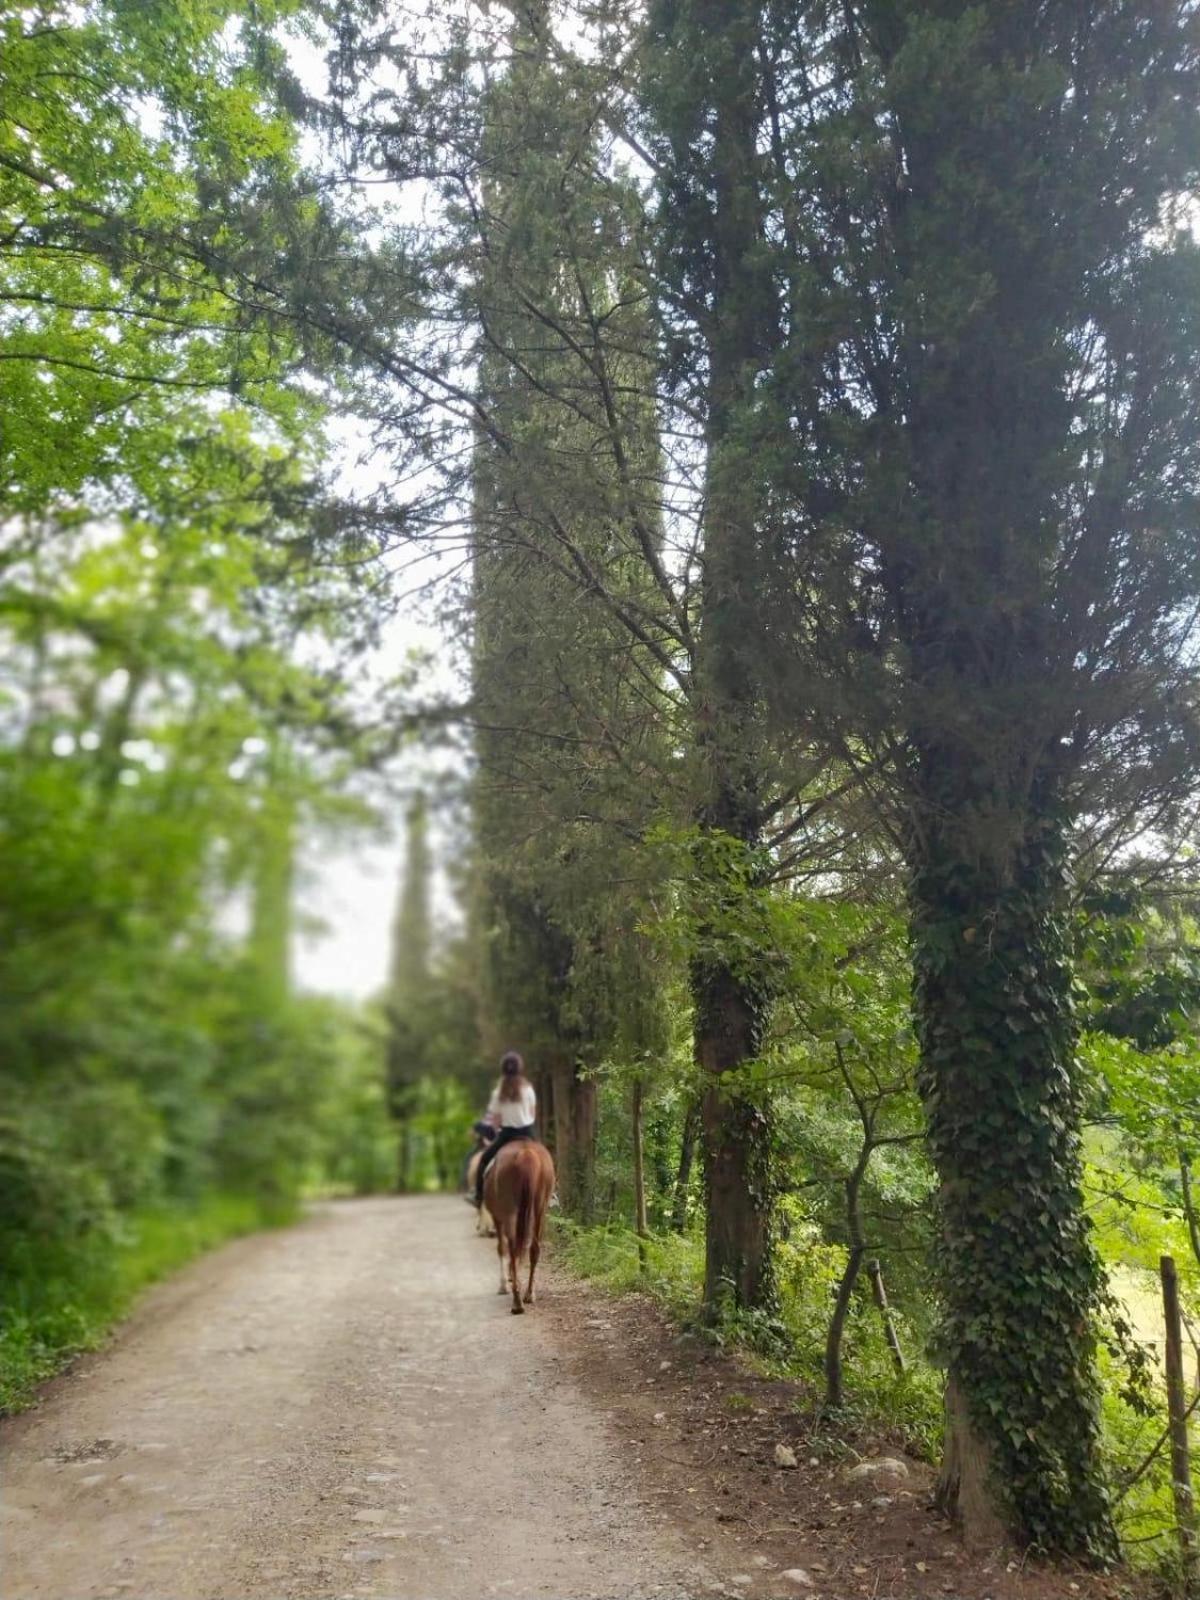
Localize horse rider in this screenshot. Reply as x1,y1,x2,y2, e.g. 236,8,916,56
470,1050,538,1209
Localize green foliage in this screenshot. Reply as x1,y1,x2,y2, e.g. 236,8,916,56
557,1206,945,1459
5,3,1200,1583
317,1016,397,1197
0,0,402,1414
0,1,322,510
1099,1344,1182,1580
404,1074,477,1194
551,1216,705,1324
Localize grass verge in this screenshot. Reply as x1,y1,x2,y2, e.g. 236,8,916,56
0,1191,292,1414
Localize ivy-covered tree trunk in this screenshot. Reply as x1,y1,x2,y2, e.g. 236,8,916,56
909,766,1116,1557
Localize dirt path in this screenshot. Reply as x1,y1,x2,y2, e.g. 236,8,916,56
1,1197,1145,1600
0,1197,749,1600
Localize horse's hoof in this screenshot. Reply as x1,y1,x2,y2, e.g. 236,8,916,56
523,1293,534,1305
497,1285,508,1295
511,1303,524,1315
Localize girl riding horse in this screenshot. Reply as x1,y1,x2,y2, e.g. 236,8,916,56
471,1050,537,1209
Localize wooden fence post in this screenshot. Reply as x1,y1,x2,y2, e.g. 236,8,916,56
867,1257,907,1375
1161,1254,1197,1580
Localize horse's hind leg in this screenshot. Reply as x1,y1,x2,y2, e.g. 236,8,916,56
509,1238,523,1315
496,1229,508,1294
523,1230,540,1305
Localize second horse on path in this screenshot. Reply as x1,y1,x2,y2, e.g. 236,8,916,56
484,1139,555,1314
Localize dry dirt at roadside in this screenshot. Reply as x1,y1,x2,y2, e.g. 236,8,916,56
0,1197,1152,1600
541,1273,1153,1600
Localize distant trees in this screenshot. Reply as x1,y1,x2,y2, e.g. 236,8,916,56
382,794,486,1191
385,797,433,1188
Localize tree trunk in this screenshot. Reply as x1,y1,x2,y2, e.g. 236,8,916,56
672,1100,699,1233
935,1377,1007,1551
911,788,1116,1558
550,1057,597,1224
632,1078,649,1269
696,961,774,1314
824,1239,864,1413
1178,1140,1200,1271
572,1073,597,1225
533,1063,554,1161
551,1057,573,1207
824,1152,870,1410
685,0,779,1320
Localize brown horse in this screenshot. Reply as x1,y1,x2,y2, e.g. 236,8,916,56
483,1139,556,1314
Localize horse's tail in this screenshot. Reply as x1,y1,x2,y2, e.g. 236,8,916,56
513,1161,535,1264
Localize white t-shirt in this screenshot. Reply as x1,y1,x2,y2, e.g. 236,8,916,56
487,1081,537,1129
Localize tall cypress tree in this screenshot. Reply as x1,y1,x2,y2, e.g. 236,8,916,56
468,3,669,1219
249,789,295,1012
643,0,783,1313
